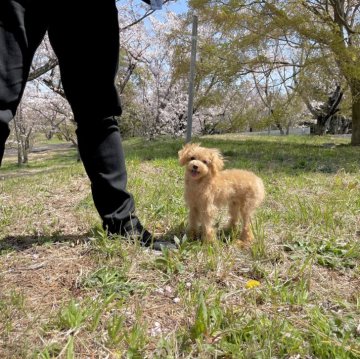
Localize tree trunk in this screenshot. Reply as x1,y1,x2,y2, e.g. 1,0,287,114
13,115,23,166
351,90,360,145
20,136,26,164
314,118,327,135
275,122,285,135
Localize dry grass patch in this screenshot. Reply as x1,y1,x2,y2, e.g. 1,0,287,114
0,239,94,357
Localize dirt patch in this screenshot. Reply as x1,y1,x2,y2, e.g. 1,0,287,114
0,240,94,356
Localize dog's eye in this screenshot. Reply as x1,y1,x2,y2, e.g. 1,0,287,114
190,156,196,161
203,160,208,165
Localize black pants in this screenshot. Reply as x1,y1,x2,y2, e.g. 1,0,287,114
0,0,136,233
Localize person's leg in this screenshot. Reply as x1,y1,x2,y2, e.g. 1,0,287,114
47,1,141,235
0,0,48,165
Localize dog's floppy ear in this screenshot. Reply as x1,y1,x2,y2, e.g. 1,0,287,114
209,148,224,173
178,143,199,166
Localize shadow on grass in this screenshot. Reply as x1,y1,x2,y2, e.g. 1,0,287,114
123,136,360,175
2,136,360,179
0,227,183,253
0,235,89,253
1,149,80,179
0,165,76,180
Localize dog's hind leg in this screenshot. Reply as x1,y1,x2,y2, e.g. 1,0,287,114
239,204,255,244
227,201,241,230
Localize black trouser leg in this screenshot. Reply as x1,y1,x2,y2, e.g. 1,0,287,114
0,0,48,165
76,117,137,233
47,1,137,232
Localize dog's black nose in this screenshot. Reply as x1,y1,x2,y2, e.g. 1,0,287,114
192,165,198,170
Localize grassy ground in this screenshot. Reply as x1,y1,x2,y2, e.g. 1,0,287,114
0,134,359,358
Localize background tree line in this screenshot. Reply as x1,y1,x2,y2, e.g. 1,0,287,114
7,0,360,165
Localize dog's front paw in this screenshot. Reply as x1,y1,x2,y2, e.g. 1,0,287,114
202,228,216,243
236,239,252,249
240,227,254,244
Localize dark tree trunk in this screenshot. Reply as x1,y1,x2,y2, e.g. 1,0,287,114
314,86,343,135
276,122,285,135
351,83,360,145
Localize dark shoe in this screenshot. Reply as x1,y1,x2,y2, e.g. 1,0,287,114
120,220,177,251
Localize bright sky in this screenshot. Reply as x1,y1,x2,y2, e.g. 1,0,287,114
167,0,188,14
141,0,189,31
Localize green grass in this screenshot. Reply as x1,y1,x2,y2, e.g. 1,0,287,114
0,134,359,358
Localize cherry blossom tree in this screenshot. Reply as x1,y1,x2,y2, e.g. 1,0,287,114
9,2,183,162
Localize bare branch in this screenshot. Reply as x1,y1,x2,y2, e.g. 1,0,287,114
28,58,58,81
330,0,358,34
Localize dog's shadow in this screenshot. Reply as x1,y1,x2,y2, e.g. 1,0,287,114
217,227,241,244
164,221,241,246
161,223,187,242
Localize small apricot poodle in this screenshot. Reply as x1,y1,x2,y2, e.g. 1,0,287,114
178,143,265,245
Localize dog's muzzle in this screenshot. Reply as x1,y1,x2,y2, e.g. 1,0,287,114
191,165,200,177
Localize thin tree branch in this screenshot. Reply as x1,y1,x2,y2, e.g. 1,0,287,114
28,58,58,81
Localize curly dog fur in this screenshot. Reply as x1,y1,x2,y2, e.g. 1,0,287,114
178,143,265,244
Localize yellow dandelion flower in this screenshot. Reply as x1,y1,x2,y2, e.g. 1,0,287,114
245,280,260,289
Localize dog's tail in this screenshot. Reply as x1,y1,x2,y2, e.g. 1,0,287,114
255,176,266,207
